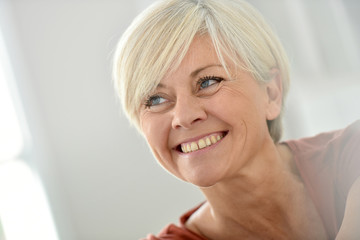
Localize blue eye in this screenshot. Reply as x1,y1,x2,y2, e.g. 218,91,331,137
198,76,224,90
200,79,217,89
145,95,166,108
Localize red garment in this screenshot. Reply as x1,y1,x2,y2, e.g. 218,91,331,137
144,120,360,240
143,204,206,240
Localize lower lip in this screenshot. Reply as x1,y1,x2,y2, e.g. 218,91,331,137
177,132,227,157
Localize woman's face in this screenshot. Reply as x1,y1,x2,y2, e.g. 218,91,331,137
139,35,279,187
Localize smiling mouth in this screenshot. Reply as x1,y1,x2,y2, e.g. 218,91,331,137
176,131,228,153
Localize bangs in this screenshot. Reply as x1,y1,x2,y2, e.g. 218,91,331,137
119,1,210,123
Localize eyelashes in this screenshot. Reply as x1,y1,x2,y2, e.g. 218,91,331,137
144,94,165,108
197,75,224,90
144,75,225,109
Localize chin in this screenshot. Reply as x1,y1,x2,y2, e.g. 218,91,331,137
183,171,223,188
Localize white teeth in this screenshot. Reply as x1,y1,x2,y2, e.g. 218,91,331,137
190,142,198,151
180,133,225,153
205,138,211,146
186,144,191,152
181,145,186,153
198,139,206,149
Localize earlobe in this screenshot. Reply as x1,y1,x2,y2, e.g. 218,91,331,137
265,68,283,120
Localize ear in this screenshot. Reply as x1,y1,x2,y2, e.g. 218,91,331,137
265,68,283,120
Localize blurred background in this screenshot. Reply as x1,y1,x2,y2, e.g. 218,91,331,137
0,0,359,239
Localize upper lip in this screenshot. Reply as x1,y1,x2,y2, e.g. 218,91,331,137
172,130,228,150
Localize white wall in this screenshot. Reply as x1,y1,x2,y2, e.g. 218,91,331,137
0,0,359,239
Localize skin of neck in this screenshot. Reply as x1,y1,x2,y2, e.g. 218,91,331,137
195,138,303,239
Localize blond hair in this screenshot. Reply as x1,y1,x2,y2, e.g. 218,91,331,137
113,0,290,142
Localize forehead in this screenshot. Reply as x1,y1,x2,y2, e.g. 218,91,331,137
184,35,218,64
162,35,222,81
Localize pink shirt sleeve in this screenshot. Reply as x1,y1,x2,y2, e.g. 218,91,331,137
334,120,360,197
285,120,360,238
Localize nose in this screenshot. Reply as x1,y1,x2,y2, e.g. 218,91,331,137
171,95,207,129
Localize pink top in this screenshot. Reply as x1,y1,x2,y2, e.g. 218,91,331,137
144,120,360,240
285,120,360,238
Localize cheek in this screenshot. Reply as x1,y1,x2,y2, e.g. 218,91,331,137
141,114,166,147
220,85,266,113
206,87,252,117
140,113,173,164
206,86,269,133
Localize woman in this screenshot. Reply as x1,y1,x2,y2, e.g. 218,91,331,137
113,0,360,239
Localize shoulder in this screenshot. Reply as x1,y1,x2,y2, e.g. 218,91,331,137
334,120,360,196
334,119,360,148
336,176,360,239
335,120,360,159
287,120,360,195
285,120,360,156
337,120,360,158
344,119,360,133
284,121,360,237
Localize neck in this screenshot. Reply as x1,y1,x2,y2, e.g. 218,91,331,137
202,142,296,202
196,142,302,239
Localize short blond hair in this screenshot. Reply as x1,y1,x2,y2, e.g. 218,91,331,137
113,0,290,142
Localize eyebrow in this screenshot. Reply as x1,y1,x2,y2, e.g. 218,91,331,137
156,64,223,89
190,64,223,77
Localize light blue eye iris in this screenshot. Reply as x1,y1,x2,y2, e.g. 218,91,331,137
151,96,163,105
146,95,166,107
200,79,218,89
